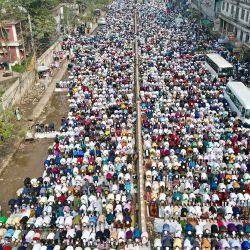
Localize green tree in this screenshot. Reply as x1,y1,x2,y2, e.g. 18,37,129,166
0,0,59,55
13,0,60,15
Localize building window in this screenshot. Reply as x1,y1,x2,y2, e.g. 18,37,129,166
220,19,224,29
228,23,234,32
231,5,234,15
224,20,227,30
222,1,225,10
246,33,250,43
246,11,249,22
226,2,229,12
240,30,243,41
235,27,238,37
241,9,245,20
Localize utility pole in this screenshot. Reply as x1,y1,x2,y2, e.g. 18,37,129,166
27,13,35,56
18,6,37,74
27,13,37,76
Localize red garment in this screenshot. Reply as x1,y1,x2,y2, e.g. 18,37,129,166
54,143,59,150
149,203,159,218
3,246,12,250
175,112,180,118
52,166,59,174
106,172,112,181
58,195,66,204
89,157,95,165
170,134,178,141
157,135,163,142
245,183,250,194
152,135,157,142
231,136,238,145
160,149,165,156
233,146,240,155
116,129,121,136
218,192,229,202
217,219,225,228
77,157,83,165
164,149,170,156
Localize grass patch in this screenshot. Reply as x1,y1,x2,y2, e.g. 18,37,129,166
0,90,5,98
0,108,15,143
12,54,34,73
18,127,28,138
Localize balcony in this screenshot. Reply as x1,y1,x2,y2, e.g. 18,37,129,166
219,13,249,30
238,0,250,5
0,40,22,47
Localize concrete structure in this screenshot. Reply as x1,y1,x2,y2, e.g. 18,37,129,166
37,41,61,69
0,41,62,111
219,0,250,44
134,8,147,234
190,0,223,20
0,20,26,64
190,0,223,31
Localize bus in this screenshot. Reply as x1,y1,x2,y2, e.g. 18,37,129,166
224,81,250,124
205,53,234,77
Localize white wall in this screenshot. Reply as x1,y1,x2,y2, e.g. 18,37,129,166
37,42,61,67
220,0,250,43
200,0,216,19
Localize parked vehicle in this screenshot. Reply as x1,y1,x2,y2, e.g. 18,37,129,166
224,81,250,125
97,17,107,25
205,53,233,77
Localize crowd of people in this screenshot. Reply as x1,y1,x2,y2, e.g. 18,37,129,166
0,0,249,249
138,1,250,249
0,0,148,249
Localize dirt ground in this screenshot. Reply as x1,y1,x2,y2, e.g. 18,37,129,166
0,66,68,170
0,25,97,215
0,138,52,213
0,91,69,214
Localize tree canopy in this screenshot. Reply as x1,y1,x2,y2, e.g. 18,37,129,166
0,0,62,54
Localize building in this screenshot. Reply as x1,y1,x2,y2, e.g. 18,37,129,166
0,20,26,64
190,0,223,20
219,0,250,44
190,0,223,31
